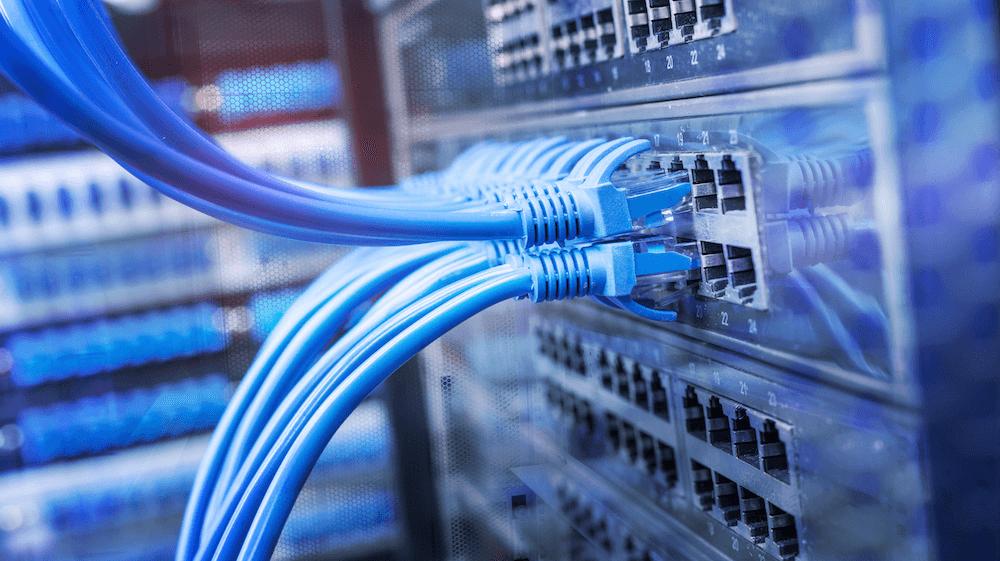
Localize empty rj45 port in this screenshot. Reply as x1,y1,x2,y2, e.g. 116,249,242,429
616,357,630,399
649,0,672,37
739,487,768,543
671,0,697,32
732,408,760,465
692,156,718,212
632,365,649,411
768,503,800,559
626,0,651,49
640,431,657,475
760,420,790,483
700,242,728,296
599,351,614,390
714,473,740,526
650,371,669,420
718,155,745,213
700,0,725,20
622,421,639,463
605,412,621,451
690,460,714,510
657,440,678,486
683,386,707,440
706,396,732,453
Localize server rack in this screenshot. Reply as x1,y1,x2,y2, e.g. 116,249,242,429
373,1,999,560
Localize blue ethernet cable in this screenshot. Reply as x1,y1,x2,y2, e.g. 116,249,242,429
237,268,533,561
198,265,530,561
2,8,690,250
0,6,528,244
177,247,382,561
183,157,695,558
211,241,699,561
179,244,459,561
186,247,497,561
192,241,699,561
204,247,491,523
13,2,588,222
206,243,462,520
24,0,518,211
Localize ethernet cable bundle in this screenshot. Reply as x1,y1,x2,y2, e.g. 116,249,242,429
0,2,702,560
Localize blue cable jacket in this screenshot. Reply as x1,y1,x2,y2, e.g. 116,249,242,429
235,267,532,561
22,0,508,208
204,247,487,528
192,260,514,561
176,248,380,561
0,2,526,244
55,0,485,209
207,243,461,521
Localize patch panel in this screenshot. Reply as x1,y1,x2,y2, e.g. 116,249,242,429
546,0,624,72
3,302,225,388
0,151,215,255
16,374,230,464
536,326,674,424
545,381,679,491
0,402,396,551
622,0,736,53
2,232,214,306
687,460,800,559
486,0,549,84
681,384,792,484
0,226,345,332
534,321,803,559
622,150,767,309
0,120,354,255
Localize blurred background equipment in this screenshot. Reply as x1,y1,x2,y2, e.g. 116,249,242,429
0,0,997,561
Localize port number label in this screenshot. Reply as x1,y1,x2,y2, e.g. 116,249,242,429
731,536,739,551
739,380,749,396
678,132,685,146
769,391,778,406
699,131,710,145
729,129,739,145
720,311,729,326
653,134,660,147
716,44,726,60
748,318,757,334
645,59,652,73
694,302,703,317
612,66,619,80
714,371,721,385
690,50,699,65
665,55,674,69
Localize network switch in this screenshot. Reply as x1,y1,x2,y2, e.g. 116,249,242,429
514,304,929,561
412,84,892,379
623,0,736,54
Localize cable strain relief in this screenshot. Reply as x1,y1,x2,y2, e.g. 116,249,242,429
502,185,585,248
789,213,854,267
506,248,595,302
